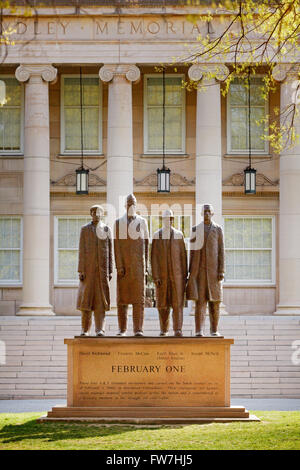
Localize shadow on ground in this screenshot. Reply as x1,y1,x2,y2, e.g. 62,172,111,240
0,418,142,445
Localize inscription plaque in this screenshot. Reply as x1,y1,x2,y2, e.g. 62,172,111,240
66,338,233,407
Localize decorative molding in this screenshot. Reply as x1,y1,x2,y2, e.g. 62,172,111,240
15,64,57,83
223,191,279,198
134,172,195,187
223,172,279,187
272,64,300,82
188,64,230,82
188,64,204,82
51,172,106,187
99,64,140,83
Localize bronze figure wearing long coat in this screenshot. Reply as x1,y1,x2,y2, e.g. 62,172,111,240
187,208,225,337
151,227,187,308
114,211,149,335
188,220,225,302
77,220,112,334
151,226,187,336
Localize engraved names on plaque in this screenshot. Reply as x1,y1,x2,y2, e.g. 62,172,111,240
67,338,232,407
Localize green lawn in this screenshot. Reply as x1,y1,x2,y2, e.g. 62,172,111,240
0,411,299,450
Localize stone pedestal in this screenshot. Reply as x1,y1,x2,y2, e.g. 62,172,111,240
41,337,258,424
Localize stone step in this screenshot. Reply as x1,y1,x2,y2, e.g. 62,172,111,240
1,314,300,399
47,405,250,419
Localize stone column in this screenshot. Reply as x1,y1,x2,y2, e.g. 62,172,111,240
99,64,140,308
273,64,300,315
15,64,57,316
188,64,229,225
188,64,229,316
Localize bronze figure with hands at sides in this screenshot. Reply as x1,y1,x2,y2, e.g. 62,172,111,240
187,204,225,337
114,194,149,337
77,205,112,337
151,209,188,337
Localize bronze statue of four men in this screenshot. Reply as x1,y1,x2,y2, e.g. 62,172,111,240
77,194,225,338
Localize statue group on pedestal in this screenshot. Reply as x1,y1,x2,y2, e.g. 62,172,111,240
77,194,225,338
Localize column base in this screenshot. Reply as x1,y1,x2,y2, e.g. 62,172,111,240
274,305,300,315
17,304,55,316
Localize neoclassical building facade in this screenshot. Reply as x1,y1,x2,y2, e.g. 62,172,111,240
0,1,299,317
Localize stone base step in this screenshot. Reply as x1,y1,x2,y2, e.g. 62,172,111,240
38,415,260,424
40,405,258,424
47,405,248,419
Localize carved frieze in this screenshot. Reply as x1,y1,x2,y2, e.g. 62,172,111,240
223,172,279,187
51,172,106,187
134,172,195,187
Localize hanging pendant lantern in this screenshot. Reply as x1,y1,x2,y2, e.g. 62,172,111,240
76,67,89,195
244,166,256,194
244,68,256,195
157,66,170,193
76,167,89,194
157,166,170,193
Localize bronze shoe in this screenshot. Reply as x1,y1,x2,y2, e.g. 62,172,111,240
80,331,89,337
174,330,183,337
195,331,204,337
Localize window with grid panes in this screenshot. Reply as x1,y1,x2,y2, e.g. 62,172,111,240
224,217,274,283
55,216,90,284
0,77,23,154
61,76,102,154
0,217,22,284
144,75,185,154
227,76,268,154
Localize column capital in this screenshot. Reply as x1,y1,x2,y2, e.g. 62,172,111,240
15,64,57,83
272,64,300,82
188,64,229,83
99,64,140,83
